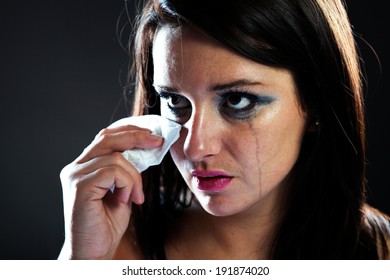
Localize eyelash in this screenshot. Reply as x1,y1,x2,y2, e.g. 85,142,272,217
218,91,272,119
157,90,274,120
157,91,190,117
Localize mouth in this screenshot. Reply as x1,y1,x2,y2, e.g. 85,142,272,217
191,170,233,192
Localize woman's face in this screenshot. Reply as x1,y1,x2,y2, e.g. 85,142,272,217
152,26,307,217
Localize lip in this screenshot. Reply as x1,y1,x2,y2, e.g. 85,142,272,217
192,170,233,192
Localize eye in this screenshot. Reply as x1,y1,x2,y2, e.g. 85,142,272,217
157,91,191,119
167,94,189,109
219,91,275,120
225,94,252,110
157,92,190,109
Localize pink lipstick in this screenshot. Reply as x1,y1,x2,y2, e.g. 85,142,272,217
192,170,233,192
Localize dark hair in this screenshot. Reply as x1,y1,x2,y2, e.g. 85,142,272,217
125,0,389,259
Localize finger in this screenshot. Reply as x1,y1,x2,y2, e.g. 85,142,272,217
76,130,164,164
72,152,138,178
70,152,144,203
95,125,151,140
75,165,144,205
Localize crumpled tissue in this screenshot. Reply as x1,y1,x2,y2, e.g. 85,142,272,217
108,114,181,173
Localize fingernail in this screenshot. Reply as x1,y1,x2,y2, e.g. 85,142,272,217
133,189,144,205
138,191,145,204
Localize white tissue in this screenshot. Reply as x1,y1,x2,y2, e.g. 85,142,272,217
107,114,181,173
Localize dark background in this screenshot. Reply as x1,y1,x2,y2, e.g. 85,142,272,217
0,1,388,259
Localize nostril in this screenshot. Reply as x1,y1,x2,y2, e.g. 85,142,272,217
183,127,221,162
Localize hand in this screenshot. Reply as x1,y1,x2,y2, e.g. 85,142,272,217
58,124,164,259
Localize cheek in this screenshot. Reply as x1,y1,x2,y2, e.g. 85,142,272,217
240,108,306,179
169,132,186,164
256,119,305,175
227,128,258,163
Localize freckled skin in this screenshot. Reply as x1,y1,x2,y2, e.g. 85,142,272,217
153,26,307,217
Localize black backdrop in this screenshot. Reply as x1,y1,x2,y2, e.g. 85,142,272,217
1,0,389,259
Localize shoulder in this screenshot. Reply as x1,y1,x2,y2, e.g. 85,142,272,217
363,204,390,259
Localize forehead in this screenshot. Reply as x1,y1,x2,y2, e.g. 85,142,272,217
152,25,218,55
152,25,296,96
152,25,240,75
153,26,257,80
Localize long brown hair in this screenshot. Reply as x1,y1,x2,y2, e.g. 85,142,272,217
124,0,388,259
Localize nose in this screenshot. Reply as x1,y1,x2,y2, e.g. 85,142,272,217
183,108,222,162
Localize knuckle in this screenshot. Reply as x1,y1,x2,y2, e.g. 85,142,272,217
59,166,69,181
111,152,124,164
60,163,74,183
121,124,133,130
128,130,146,144
95,133,111,148
96,128,110,138
94,165,119,179
60,161,87,190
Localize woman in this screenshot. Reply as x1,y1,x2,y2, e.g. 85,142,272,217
59,0,390,259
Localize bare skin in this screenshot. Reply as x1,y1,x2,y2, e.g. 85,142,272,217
58,125,163,259
152,26,307,259
59,25,307,260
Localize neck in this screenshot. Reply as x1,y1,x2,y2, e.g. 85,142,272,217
206,208,277,259
166,188,282,259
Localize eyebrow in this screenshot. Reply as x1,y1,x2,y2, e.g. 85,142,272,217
153,79,263,93
209,79,263,91
153,84,177,93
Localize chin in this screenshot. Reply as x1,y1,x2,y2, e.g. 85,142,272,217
198,196,244,217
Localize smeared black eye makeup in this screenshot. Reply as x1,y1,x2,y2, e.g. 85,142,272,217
157,91,191,118
156,86,276,122
217,91,275,120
